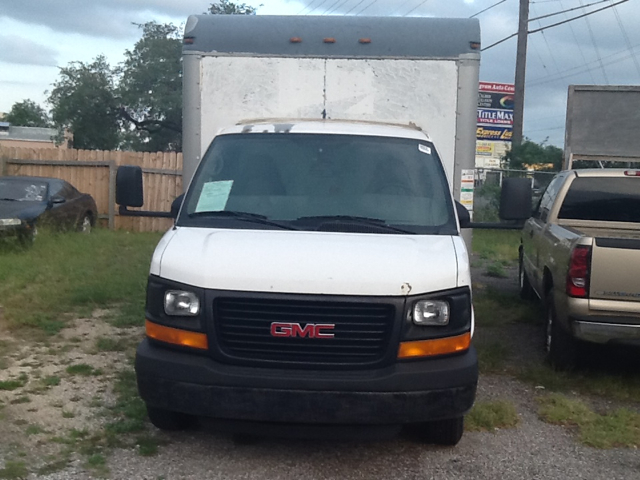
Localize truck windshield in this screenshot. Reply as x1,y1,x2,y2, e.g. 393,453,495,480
179,134,456,234
559,177,640,223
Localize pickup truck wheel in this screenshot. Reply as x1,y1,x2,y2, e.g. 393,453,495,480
146,406,193,431
409,416,464,446
519,254,535,300
545,292,579,370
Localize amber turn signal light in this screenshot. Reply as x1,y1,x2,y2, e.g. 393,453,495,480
145,320,208,350
398,332,471,359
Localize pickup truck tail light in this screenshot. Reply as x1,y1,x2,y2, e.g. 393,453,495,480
566,245,592,298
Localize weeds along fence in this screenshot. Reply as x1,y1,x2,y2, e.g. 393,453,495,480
473,168,556,222
0,147,183,232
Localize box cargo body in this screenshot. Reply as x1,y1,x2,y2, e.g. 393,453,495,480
182,15,480,204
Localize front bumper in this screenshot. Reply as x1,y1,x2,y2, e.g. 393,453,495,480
136,339,478,425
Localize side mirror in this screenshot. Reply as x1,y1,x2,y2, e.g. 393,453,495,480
500,178,533,221
170,193,185,219
455,201,471,229
116,165,144,207
50,195,66,205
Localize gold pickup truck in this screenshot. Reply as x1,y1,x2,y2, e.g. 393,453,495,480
502,169,640,369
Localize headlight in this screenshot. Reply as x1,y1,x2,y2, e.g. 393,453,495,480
0,218,21,226
412,300,450,326
164,290,200,316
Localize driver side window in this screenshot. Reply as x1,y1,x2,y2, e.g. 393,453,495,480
534,175,563,222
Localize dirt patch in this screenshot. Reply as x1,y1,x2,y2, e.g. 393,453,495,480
0,309,142,469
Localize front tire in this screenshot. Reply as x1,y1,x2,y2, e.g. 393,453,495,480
409,416,464,446
545,291,580,370
146,405,193,431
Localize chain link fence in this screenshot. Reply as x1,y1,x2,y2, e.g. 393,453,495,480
472,168,557,223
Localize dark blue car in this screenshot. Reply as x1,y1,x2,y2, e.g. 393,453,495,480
0,176,98,244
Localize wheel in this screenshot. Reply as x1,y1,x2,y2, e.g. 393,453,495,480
519,253,535,300
545,291,580,370
18,224,37,246
409,416,464,446
146,405,193,431
78,214,92,234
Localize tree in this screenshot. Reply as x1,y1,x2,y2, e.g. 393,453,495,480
206,0,259,14
4,100,51,128
504,139,563,171
48,56,121,150
118,22,183,152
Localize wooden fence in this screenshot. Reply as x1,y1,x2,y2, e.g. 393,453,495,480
0,147,183,232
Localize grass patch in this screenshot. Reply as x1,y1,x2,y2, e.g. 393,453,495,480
517,364,640,404
485,262,509,278
9,396,30,405
137,435,160,456
474,288,541,327
66,363,102,376
42,375,61,387
0,373,28,391
0,460,28,479
25,424,46,436
104,369,147,435
466,400,519,432
477,341,510,373
537,394,640,448
472,229,520,264
0,230,161,337
96,337,128,352
36,458,70,476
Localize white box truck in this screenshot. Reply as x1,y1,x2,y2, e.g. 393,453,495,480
117,15,481,445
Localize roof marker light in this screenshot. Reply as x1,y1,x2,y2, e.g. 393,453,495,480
624,170,640,176
359,38,372,44
470,41,481,50
183,37,195,45
290,37,302,43
323,37,336,44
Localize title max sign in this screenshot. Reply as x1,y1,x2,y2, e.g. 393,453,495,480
477,108,514,126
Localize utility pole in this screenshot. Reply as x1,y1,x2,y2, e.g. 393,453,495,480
512,0,530,146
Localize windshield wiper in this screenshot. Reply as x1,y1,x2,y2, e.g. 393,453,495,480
188,210,298,230
0,198,18,202
296,215,415,234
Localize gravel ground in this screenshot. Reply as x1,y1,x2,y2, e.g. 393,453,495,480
4,257,640,479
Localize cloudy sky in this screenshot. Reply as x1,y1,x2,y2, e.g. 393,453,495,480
1,0,638,146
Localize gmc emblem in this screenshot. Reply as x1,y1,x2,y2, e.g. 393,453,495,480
270,322,335,338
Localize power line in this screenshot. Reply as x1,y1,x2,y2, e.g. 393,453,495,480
356,0,380,15
404,0,431,16
577,0,609,83
529,0,609,22
344,0,369,15
529,43,640,85
325,0,352,14
482,0,629,51
557,0,597,84
608,0,640,76
469,0,509,18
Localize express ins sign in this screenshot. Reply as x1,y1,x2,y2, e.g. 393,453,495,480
270,322,335,338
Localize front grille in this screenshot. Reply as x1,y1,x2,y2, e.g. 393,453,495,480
214,297,395,365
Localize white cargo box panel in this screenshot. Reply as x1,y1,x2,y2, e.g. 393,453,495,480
182,15,480,192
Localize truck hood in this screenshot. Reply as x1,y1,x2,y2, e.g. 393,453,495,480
152,227,469,296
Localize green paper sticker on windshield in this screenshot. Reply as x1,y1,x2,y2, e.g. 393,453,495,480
195,180,234,213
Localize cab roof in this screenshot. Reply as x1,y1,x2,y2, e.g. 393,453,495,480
217,119,432,142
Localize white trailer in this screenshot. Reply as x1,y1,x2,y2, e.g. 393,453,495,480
182,15,480,207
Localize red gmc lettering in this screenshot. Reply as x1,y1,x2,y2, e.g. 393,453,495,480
270,322,335,338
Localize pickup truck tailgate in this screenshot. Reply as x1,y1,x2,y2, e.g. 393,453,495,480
590,237,640,307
